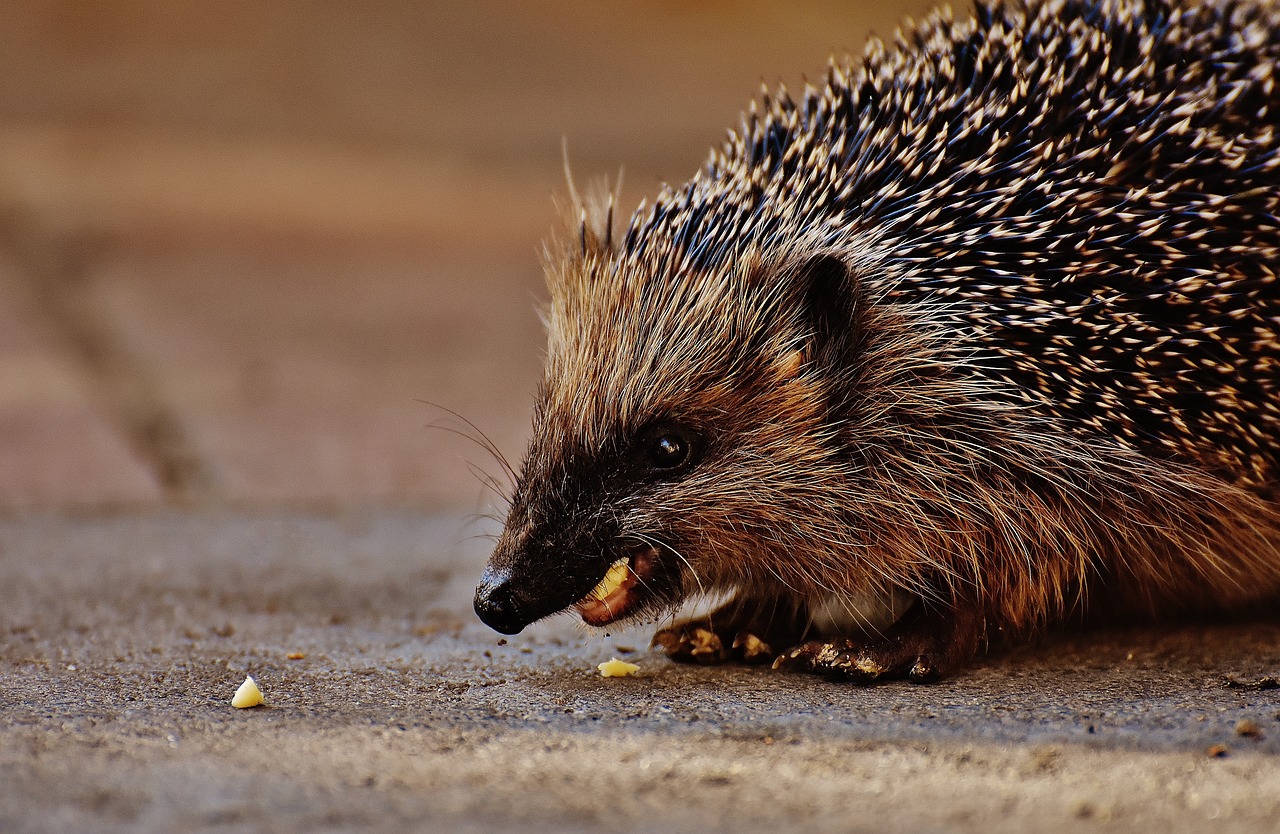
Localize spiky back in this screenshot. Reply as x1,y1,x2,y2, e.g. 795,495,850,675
601,0,1280,486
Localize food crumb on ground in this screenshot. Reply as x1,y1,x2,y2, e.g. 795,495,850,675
1207,743,1229,758
1236,719,1264,739
286,652,305,660
231,675,264,708
598,657,641,677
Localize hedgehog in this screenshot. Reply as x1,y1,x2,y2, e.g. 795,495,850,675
473,0,1280,682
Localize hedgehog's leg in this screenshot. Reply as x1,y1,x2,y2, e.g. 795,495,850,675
774,602,983,684
651,594,808,665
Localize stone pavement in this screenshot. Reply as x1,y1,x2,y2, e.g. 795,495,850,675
1,2,1278,832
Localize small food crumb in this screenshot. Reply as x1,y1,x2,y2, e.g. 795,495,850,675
286,652,305,660
598,657,641,677
1207,743,1229,758
231,675,264,708
1235,719,1264,739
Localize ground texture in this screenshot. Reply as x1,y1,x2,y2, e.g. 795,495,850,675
3,513,1280,833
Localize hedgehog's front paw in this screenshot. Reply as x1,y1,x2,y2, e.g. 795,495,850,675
773,638,942,683
774,605,982,684
651,622,776,665
652,623,730,664
651,595,807,666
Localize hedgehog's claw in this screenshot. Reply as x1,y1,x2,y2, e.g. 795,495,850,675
773,638,928,683
652,596,807,665
652,623,733,664
652,622,783,665
773,605,983,685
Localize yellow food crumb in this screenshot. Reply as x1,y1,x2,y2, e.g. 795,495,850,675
588,559,629,600
597,657,640,677
231,675,264,708
286,652,305,660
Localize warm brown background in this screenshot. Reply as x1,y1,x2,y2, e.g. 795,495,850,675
0,0,938,514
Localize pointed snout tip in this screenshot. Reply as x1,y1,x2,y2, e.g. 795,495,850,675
473,569,527,635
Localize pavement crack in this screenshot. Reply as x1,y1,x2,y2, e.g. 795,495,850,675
1,212,220,503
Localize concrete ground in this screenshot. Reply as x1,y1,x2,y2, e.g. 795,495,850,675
1,2,1278,833
4,512,1280,834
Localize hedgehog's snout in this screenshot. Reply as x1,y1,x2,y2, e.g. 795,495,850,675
473,566,526,635
475,521,605,633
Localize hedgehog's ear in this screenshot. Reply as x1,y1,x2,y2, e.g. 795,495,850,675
795,253,860,371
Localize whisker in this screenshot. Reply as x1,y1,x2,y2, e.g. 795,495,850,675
625,532,708,608
418,400,518,485
461,510,504,528
465,461,513,508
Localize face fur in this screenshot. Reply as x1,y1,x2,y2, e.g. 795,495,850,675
474,252,872,634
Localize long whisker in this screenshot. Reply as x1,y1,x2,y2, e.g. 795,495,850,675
465,461,513,508
418,400,518,485
461,510,505,528
426,420,515,488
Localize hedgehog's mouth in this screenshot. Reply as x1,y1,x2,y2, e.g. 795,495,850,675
574,546,658,627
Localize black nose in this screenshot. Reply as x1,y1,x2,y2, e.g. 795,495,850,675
474,569,527,635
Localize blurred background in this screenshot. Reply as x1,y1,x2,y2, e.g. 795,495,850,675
0,0,931,517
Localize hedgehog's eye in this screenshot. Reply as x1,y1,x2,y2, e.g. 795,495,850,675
649,434,688,469
637,425,701,475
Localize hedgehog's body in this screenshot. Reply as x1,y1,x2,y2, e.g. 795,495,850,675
475,0,1280,681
